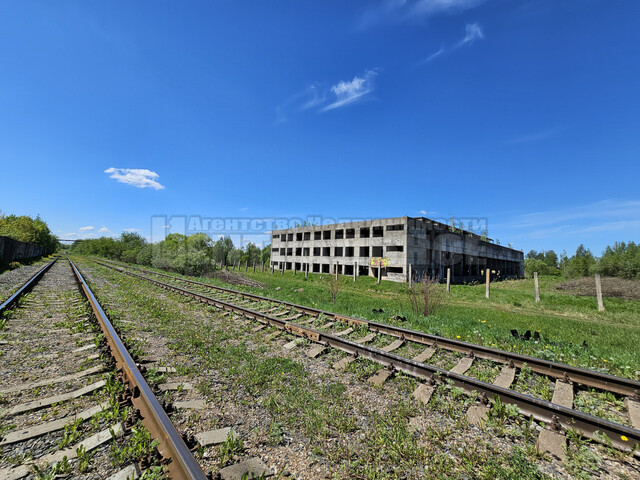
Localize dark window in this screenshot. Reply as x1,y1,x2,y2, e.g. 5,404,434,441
387,266,404,274
286,248,293,256
346,228,355,239
345,247,354,257
323,230,331,240
314,231,321,240
387,246,404,252
296,233,302,241
313,247,321,256
295,248,302,256
272,234,280,240
386,224,404,231
322,247,330,256
360,227,370,238
280,248,285,255
272,248,278,253
303,247,310,256
372,226,383,238
335,229,344,239
372,246,383,257
359,246,370,256
304,232,310,240
287,233,293,241
334,247,343,256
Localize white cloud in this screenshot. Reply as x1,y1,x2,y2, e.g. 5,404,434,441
419,210,428,215
104,167,165,190
98,226,109,233
457,23,484,46
419,23,484,66
277,70,378,120
321,70,377,112
357,0,487,29
79,226,94,231
123,228,141,233
510,126,565,144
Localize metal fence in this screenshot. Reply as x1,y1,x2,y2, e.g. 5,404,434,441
0,236,45,263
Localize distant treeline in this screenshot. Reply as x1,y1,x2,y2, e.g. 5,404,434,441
525,242,640,279
0,214,59,256
70,233,271,276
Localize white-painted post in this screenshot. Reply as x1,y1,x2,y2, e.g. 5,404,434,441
293,263,296,276
595,274,605,311
335,264,338,280
377,265,381,284
409,264,413,288
446,268,451,293
485,269,490,299
534,272,540,303
281,263,284,275
353,262,357,282
305,263,308,278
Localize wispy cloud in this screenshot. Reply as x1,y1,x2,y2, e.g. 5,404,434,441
277,70,378,121
510,126,565,144
321,71,377,112
493,200,640,247
123,228,141,233
418,23,484,66
79,226,94,231
98,226,109,233
357,0,487,30
104,167,165,190
275,83,326,123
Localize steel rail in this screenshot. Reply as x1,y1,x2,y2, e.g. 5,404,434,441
94,259,640,398
0,258,57,314
68,259,207,480
95,261,640,453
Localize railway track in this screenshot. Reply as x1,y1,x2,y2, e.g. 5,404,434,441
92,258,640,460
0,258,207,479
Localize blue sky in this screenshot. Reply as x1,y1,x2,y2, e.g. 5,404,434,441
1,0,638,256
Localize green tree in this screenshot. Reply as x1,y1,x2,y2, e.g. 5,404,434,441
0,214,59,254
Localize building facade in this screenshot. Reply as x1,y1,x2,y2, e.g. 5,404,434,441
270,216,524,283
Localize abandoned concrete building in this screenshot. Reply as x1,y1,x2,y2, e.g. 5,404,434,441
270,216,524,283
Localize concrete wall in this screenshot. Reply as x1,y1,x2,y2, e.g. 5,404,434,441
270,216,524,283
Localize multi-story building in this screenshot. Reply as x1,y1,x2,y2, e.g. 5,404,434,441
270,216,524,283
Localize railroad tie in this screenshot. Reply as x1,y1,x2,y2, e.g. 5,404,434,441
451,355,474,375
307,344,327,358
536,379,574,461
333,355,356,370
368,368,394,386
627,397,640,429
334,327,353,337
319,322,335,329
413,347,435,363
265,330,282,341
381,338,404,353
252,324,267,332
467,364,517,426
355,332,376,344
218,457,272,480
413,383,436,405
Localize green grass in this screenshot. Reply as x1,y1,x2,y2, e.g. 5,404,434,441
99,259,640,379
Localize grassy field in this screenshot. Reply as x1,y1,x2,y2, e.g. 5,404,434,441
93,259,640,380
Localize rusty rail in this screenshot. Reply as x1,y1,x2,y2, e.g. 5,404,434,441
95,259,640,397
68,259,207,480
92,259,640,453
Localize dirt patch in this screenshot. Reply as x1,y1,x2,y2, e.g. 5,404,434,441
555,277,640,300
211,269,264,288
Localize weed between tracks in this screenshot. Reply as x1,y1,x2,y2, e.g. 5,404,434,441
72,260,640,479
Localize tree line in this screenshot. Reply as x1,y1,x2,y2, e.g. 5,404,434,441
0,213,59,254
70,233,271,276
525,242,640,279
